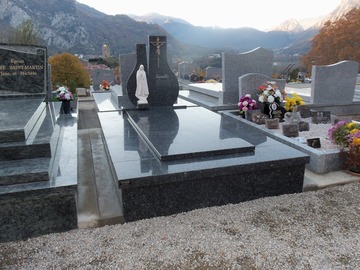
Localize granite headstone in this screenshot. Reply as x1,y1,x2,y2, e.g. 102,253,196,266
238,73,286,108
310,60,359,104
206,66,222,81
147,36,179,106
119,52,136,95
178,61,197,79
221,47,273,104
91,69,115,91
0,44,47,96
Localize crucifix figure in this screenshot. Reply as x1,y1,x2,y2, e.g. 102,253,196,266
150,36,166,68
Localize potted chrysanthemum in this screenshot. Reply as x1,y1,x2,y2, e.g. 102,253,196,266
328,121,360,175
238,94,258,121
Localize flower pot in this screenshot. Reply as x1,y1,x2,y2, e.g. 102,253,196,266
245,109,261,122
60,100,71,114
70,98,78,110
284,111,302,124
347,167,360,176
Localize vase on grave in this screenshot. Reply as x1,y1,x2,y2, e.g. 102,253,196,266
244,109,261,122
60,100,71,114
343,144,360,176
284,111,302,124
262,102,285,120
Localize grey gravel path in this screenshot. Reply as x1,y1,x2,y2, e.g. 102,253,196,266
1,182,360,269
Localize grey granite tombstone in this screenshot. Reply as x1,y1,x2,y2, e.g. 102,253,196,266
119,52,136,95
147,36,179,106
310,60,359,104
206,67,222,81
91,69,115,91
0,44,48,96
76,88,87,97
178,61,197,79
221,47,273,104
238,73,286,102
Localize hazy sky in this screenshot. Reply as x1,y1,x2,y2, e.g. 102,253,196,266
76,0,341,30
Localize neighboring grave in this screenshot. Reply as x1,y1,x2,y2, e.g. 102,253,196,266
221,47,273,104
91,68,115,91
0,44,48,96
238,73,286,102
76,88,88,97
310,60,359,104
178,62,197,79
119,53,136,95
206,67,222,81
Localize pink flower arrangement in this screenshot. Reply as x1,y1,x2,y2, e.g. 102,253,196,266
55,86,73,101
238,94,258,114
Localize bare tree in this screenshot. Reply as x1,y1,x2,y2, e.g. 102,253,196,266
8,20,42,45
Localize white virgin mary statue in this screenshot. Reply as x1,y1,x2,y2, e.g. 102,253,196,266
135,64,149,104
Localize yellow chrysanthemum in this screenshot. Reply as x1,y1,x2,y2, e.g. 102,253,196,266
352,138,360,146
285,92,304,111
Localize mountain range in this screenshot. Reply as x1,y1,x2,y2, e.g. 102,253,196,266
0,0,358,59
131,0,360,55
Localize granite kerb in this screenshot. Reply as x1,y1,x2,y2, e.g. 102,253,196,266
222,110,341,174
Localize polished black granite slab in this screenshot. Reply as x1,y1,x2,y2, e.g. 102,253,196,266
0,96,46,143
98,105,310,221
93,87,197,112
126,107,255,161
0,100,78,242
0,103,78,193
99,108,308,183
147,36,179,106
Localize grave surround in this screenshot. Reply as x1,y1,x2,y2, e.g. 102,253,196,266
101,37,310,221
97,105,309,221
223,110,352,174
0,44,77,242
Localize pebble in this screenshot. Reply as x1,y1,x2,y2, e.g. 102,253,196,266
1,182,359,269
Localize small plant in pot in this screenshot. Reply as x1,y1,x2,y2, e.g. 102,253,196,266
328,121,360,174
238,94,258,119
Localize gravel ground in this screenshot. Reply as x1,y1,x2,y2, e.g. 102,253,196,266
276,118,335,150
1,182,360,269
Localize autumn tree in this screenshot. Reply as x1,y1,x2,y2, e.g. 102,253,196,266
49,53,90,91
8,20,42,45
301,8,360,73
